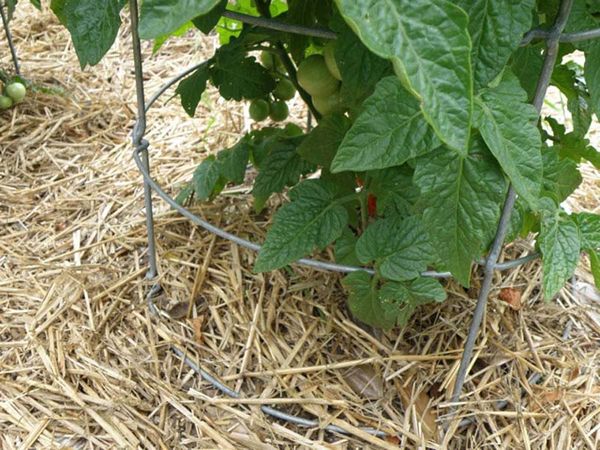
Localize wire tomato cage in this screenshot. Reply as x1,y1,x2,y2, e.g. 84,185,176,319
3,0,598,440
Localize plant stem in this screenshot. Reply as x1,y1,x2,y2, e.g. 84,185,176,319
359,191,368,233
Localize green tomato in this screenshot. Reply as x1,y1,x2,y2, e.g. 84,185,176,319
284,123,303,137
6,82,26,102
313,90,343,116
323,41,342,81
297,55,340,98
260,51,283,72
260,51,275,69
269,100,289,122
249,99,270,122
0,95,13,110
273,78,296,101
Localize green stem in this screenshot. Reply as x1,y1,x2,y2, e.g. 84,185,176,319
370,272,381,292
359,190,368,234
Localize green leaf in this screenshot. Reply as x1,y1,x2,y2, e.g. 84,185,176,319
455,0,534,88
541,147,582,203
213,0,258,45
367,165,419,218
30,0,41,9
511,45,544,101
565,0,599,51
589,250,600,290
574,212,600,250
331,77,440,172
584,43,600,117
343,271,389,327
175,63,211,117
50,0,67,25
192,0,227,34
331,15,392,106
335,0,473,153
539,205,580,300
551,128,600,169
62,0,123,68
210,50,275,101
343,272,446,329
287,0,331,60
6,0,17,20
552,65,592,138
335,228,361,266
192,156,222,200
297,114,351,169
175,183,194,205
138,0,221,39
217,141,250,185
246,127,289,167
152,21,194,53
252,137,313,202
380,277,446,326
356,216,435,281
255,180,349,272
506,199,525,242
474,72,542,208
269,0,289,16
414,141,508,286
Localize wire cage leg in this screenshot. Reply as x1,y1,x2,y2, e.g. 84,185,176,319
0,0,20,75
129,0,157,280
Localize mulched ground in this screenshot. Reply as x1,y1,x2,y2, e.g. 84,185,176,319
1,4,599,449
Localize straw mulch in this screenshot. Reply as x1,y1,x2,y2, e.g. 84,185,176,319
1,4,599,449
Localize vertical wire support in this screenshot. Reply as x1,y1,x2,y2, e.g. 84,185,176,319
0,0,20,75
129,0,158,279
448,0,575,417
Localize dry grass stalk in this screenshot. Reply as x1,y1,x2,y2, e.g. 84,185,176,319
1,4,599,449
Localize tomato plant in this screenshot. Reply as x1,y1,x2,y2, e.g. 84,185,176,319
54,0,600,329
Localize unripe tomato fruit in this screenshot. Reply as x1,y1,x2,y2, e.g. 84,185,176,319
260,51,275,69
249,99,270,121
260,51,283,71
273,78,296,100
0,95,13,110
269,100,289,122
297,55,340,97
312,90,342,116
323,41,342,81
6,82,26,102
284,123,303,137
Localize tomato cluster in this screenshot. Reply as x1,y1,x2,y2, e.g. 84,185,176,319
248,51,296,123
297,42,343,116
0,81,26,110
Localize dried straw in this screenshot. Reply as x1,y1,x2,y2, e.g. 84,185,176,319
1,4,599,449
